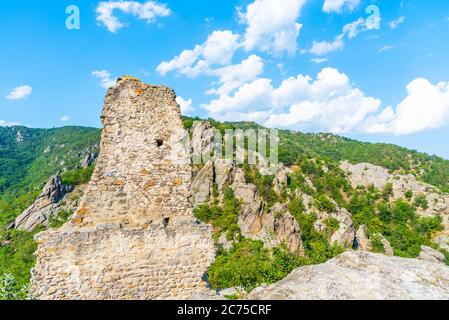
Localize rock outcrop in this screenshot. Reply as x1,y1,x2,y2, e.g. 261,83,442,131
30,78,215,300
355,225,371,251
314,208,355,247
8,175,70,231
434,231,449,251
191,157,303,253
191,161,213,205
341,161,449,243
80,148,98,168
377,233,394,256
16,130,24,143
353,226,394,255
248,251,449,300
418,245,446,265
295,186,356,248
341,162,449,218
189,123,303,254
273,165,291,195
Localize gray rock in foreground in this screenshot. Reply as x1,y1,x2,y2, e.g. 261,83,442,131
247,251,449,300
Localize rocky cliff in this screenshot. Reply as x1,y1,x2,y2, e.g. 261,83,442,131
190,123,303,253
30,77,215,299
7,175,70,231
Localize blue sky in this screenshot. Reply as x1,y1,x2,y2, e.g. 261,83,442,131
1,0,449,159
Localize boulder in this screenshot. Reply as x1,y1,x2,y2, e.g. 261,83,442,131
379,234,394,256
418,246,446,265
214,159,233,193
191,121,218,164
248,251,449,300
191,161,213,205
273,165,291,195
355,225,371,251
315,208,355,247
232,169,302,253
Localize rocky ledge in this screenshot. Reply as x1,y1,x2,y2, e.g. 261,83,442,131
248,251,449,300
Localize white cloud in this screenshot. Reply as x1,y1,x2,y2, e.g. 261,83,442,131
156,46,203,77
310,58,328,64
323,0,361,13
207,55,264,96
265,68,381,133
203,67,381,133
308,36,344,56
60,116,70,122
202,31,240,65
92,70,117,89
202,64,449,135
379,44,397,52
0,120,21,126
363,78,449,135
306,18,371,56
342,18,366,38
176,96,194,115
239,0,306,55
389,16,405,29
156,30,240,77
96,0,170,33
157,0,307,83
271,74,312,109
6,85,32,100
157,0,307,80
203,78,273,116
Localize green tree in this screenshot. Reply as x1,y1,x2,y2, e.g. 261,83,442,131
0,273,29,300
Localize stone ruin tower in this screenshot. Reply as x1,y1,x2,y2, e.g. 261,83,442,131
30,77,216,299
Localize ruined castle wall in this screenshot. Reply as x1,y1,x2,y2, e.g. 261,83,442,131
30,78,216,300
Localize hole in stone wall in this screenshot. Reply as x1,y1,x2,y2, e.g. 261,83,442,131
163,217,170,227
156,139,164,147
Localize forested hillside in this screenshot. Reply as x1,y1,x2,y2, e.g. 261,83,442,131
184,117,449,193
0,126,100,228
277,131,449,193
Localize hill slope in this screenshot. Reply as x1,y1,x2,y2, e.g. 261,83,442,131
0,126,100,227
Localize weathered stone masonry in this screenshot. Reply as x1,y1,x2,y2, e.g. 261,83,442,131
30,77,216,299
